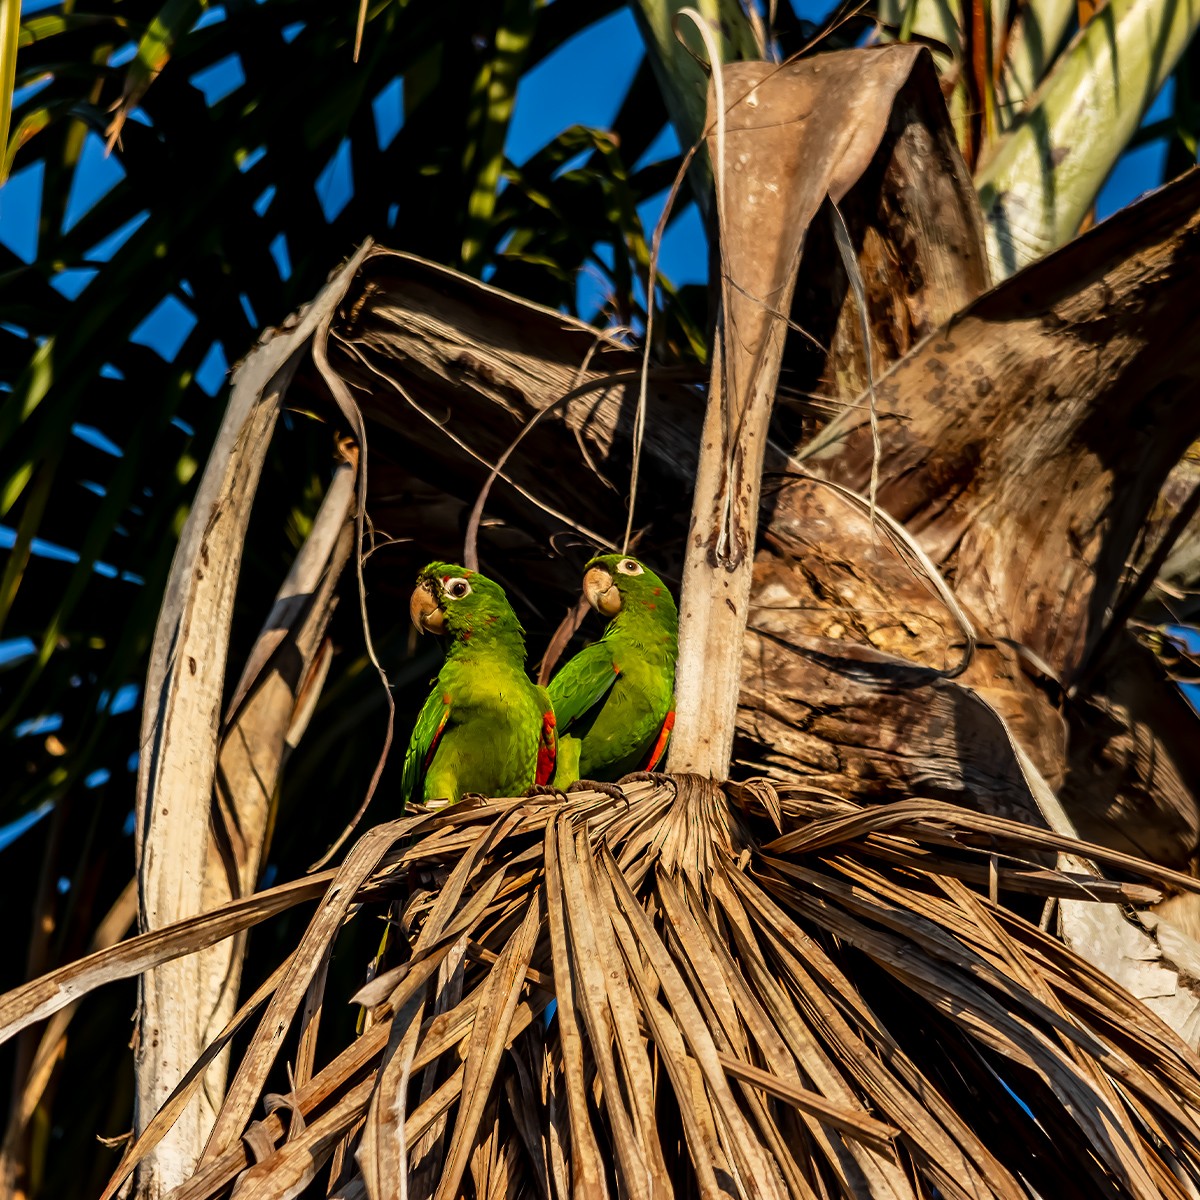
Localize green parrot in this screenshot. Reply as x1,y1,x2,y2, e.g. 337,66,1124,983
548,554,678,787
402,562,557,808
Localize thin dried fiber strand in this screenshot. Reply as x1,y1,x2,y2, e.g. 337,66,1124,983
353,0,367,60
338,337,615,558
779,465,977,677
846,837,1159,906
623,134,702,554
792,0,873,59
2,880,137,1192
464,332,618,571
309,320,395,871
727,277,826,352
830,198,881,527
662,7,734,571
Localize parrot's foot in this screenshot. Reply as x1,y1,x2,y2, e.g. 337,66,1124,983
617,770,667,787
567,779,629,805
523,783,570,803
457,792,490,808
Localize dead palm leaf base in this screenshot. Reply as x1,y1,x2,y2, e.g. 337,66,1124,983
97,777,1200,1200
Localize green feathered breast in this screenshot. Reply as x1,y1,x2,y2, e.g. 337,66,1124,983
548,554,677,786
402,562,556,808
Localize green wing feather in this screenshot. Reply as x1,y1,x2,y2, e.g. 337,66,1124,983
546,642,618,731
401,685,451,805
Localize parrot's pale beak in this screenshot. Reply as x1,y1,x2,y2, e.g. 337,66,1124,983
409,581,446,634
583,565,621,617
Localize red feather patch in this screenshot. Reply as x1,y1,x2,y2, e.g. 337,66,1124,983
536,709,557,786
422,697,452,774
643,710,675,771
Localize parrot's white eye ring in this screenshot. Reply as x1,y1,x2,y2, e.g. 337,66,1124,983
443,577,472,600
617,559,643,576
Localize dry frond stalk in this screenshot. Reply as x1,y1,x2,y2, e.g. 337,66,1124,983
6,783,1186,1199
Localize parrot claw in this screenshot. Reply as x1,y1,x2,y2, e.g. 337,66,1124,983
567,779,630,806
617,770,666,787
457,792,490,809
524,784,570,803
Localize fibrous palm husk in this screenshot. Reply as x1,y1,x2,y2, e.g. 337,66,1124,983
27,777,1196,1200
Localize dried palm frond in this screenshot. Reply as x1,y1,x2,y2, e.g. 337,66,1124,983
37,776,1198,1200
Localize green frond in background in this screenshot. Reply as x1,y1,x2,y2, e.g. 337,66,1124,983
876,0,1200,273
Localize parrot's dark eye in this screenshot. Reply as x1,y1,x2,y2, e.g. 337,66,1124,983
617,559,642,576
443,577,472,600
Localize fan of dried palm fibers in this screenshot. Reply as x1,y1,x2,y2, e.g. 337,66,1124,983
75,777,1200,1200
